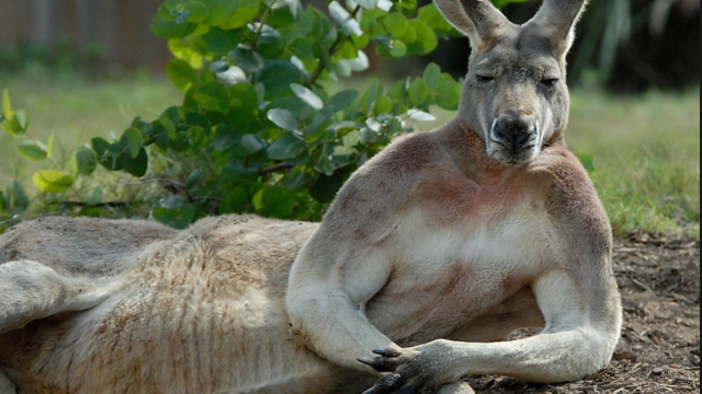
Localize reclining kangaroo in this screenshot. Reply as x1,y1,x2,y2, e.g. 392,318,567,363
0,0,622,392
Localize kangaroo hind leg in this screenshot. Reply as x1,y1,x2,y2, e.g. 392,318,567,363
0,260,119,334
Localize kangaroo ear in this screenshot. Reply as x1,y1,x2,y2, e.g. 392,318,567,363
525,0,589,55
434,0,510,50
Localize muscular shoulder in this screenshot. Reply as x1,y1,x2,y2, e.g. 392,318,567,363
318,131,444,240
527,146,611,255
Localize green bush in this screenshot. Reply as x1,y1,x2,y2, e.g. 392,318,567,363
1,0,530,229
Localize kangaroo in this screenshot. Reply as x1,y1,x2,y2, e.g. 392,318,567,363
0,0,621,393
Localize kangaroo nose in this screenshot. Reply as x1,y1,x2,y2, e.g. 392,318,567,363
493,114,536,150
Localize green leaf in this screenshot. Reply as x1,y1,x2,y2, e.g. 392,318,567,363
269,0,302,26
193,81,231,112
232,134,266,156
256,60,305,100
304,108,334,143
201,0,259,29
160,106,182,126
124,148,148,177
167,58,198,91
185,169,203,189
7,178,29,209
256,26,285,58
267,108,301,131
252,185,295,218
151,118,176,149
219,162,259,184
373,95,392,114
209,60,230,74
2,89,12,118
220,187,249,213
151,13,197,39
269,96,311,121
213,122,242,150
417,3,456,38
290,84,323,110
229,44,264,72
15,140,48,161
283,164,313,190
1,90,14,136
10,110,29,135
376,35,407,57
359,81,383,113
201,27,243,55
422,62,441,91
120,127,144,159
395,0,417,15
184,111,211,129
436,74,461,110
32,170,73,193
409,78,430,106
14,111,28,130
92,137,124,171
182,1,209,22
405,20,437,55
224,84,260,134
327,90,359,112
74,148,97,175
267,132,306,160
46,132,55,159
151,196,195,229
168,39,204,69
358,0,378,9
384,13,407,38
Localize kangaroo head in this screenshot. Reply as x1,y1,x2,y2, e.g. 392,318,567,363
435,0,588,165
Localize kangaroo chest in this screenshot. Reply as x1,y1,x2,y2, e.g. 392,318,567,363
365,172,552,346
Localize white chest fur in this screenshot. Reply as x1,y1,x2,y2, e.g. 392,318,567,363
364,194,555,345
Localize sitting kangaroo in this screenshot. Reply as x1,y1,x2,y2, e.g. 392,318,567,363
0,0,621,393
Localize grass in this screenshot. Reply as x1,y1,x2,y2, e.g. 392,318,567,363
0,69,698,236
0,69,179,184
568,88,700,236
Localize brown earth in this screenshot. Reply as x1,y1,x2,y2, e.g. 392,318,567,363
466,233,700,394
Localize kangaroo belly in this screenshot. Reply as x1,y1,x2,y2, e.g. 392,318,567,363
1,217,331,394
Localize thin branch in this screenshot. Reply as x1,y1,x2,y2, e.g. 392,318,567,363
53,201,140,208
309,4,362,85
259,162,294,175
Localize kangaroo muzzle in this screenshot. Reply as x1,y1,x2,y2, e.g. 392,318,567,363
488,113,539,165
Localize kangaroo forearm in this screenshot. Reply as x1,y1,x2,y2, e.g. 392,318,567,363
288,294,396,371
440,329,612,383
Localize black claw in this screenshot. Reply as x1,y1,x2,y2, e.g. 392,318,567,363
380,373,404,387
361,373,404,394
372,348,402,357
357,356,398,372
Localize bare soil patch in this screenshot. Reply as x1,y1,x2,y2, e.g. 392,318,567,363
466,234,700,393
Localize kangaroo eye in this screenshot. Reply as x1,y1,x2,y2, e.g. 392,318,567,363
540,78,559,87
475,75,495,83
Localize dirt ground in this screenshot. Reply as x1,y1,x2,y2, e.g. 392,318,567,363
465,233,700,394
